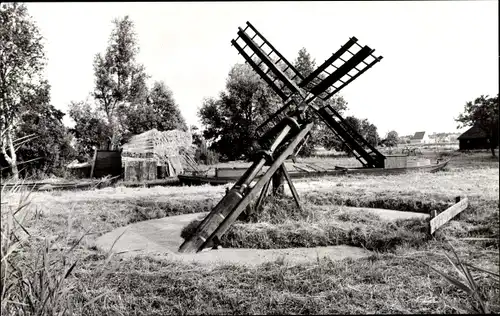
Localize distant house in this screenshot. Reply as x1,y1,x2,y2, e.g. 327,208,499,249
457,125,492,150
410,131,431,144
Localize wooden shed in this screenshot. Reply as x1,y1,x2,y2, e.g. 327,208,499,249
457,125,491,150
121,129,194,182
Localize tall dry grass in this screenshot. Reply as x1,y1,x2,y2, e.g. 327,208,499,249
0,182,119,316
1,184,78,315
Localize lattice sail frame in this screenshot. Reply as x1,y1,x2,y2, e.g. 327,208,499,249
231,21,383,109
178,22,386,254
232,21,385,168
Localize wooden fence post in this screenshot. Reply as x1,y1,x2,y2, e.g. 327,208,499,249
429,196,468,235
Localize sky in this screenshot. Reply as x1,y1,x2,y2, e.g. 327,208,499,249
25,1,498,137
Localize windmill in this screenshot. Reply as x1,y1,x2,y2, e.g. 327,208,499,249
179,21,385,253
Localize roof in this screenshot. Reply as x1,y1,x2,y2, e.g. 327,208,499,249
122,128,193,157
457,125,488,140
411,131,426,140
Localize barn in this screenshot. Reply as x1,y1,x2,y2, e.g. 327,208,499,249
121,129,195,182
457,125,491,150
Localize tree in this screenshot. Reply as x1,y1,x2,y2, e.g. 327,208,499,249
382,130,399,147
122,81,187,137
360,119,380,148
291,48,348,156
320,115,380,155
198,63,281,161
15,81,75,177
199,48,350,160
190,125,203,147
0,3,46,179
68,100,111,160
456,94,499,157
92,15,146,149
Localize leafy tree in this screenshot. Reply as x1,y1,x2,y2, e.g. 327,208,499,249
199,47,352,160
92,15,146,149
68,100,111,160
456,94,499,157
15,81,75,177
122,81,187,137
0,3,46,179
291,48,348,156
320,115,380,155
190,125,203,147
294,48,316,79
382,130,399,147
198,63,281,161
361,119,380,148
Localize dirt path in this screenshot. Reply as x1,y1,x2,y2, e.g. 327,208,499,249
96,207,427,267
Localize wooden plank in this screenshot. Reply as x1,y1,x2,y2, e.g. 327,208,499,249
254,178,272,214
305,163,327,172
293,164,312,173
430,197,468,234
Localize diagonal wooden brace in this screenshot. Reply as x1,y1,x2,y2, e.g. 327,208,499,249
281,163,303,213
181,123,313,253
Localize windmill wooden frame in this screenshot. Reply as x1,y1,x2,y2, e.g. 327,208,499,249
179,21,385,253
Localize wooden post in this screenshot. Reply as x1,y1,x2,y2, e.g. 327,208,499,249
90,148,98,179
253,178,272,214
272,166,285,196
454,196,462,219
429,197,468,235
281,164,303,213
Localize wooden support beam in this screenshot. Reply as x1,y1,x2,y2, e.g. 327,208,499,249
197,123,313,252
272,167,285,196
429,196,469,235
254,178,272,214
179,121,304,253
281,164,303,213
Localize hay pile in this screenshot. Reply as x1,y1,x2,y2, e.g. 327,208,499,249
122,129,194,180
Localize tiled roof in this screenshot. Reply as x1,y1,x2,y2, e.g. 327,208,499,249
457,125,488,140
412,131,426,140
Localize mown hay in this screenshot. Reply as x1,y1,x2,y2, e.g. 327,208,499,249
122,129,194,179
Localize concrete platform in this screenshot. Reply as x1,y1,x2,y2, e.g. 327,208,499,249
96,207,428,266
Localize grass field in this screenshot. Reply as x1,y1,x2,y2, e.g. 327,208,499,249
1,151,498,315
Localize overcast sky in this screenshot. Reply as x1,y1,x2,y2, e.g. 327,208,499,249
25,1,498,137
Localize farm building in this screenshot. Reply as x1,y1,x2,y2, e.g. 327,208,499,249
121,129,195,181
410,131,433,144
457,125,492,150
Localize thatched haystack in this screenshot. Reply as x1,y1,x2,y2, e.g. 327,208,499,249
121,129,193,181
